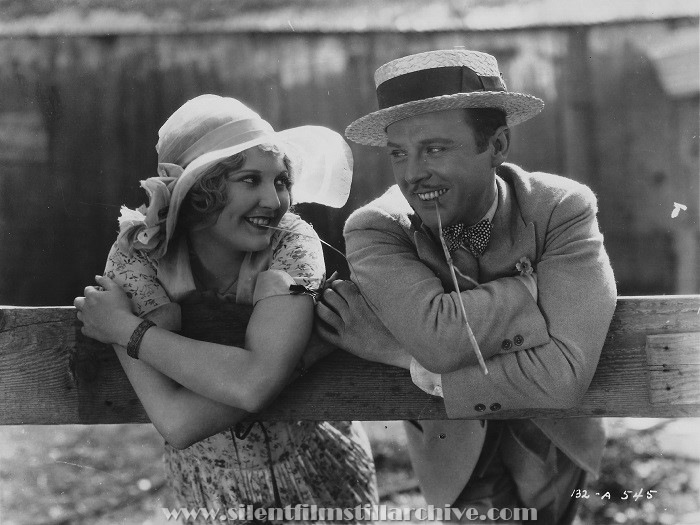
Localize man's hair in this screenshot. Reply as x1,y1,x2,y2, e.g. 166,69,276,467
177,144,292,232
463,108,507,152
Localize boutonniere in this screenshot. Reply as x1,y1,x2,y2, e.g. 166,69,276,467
516,257,533,276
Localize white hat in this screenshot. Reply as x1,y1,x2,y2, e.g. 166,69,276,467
117,95,352,259
345,49,544,146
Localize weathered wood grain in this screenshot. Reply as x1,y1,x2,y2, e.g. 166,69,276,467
647,332,700,405
1,296,699,424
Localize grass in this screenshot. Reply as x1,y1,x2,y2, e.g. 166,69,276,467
0,419,698,524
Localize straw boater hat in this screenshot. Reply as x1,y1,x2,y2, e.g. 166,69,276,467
345,49,545,147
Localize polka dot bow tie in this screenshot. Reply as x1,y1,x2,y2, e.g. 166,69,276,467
442,219,493,256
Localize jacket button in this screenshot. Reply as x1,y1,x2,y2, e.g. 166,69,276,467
490,403,501,411
474,403,486,412
514,335,524,346
501,339,513,350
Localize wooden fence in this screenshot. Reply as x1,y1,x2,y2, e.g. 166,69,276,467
1,295,698,425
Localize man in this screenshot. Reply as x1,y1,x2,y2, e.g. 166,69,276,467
316,49,617,523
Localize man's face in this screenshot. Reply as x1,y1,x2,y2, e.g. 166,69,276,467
386,109,497,231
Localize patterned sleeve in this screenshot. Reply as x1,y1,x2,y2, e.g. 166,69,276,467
104,241,172,317
269,214,326,290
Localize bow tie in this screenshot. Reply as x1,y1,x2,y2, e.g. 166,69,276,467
442,219,492,256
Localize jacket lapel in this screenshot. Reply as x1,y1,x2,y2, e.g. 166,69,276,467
479,175,537,282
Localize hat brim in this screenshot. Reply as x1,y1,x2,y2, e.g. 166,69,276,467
345,92,544,147
165,126,353,248
165,134,276,245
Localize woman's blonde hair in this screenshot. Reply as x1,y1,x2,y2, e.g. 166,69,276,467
176,143,293,233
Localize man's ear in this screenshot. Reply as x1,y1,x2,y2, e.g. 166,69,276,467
490,126,510,167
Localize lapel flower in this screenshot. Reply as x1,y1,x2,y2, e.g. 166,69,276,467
516,257,533,276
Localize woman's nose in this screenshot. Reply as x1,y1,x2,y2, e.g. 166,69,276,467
258,183,281,209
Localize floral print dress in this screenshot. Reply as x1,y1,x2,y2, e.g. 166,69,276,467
105,213,377,523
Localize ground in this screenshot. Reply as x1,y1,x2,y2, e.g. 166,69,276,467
0,419,698,524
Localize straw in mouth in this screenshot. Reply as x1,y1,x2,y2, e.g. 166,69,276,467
435,201,488,375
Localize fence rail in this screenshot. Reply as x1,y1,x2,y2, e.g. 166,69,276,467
1,296,699,424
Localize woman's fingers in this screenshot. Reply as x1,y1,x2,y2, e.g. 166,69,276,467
95,274,119,291
73,296,85,309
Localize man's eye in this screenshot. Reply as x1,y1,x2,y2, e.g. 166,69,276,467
426,146,445,154
389,150,406,159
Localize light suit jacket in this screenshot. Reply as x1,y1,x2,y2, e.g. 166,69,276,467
344,164,617,507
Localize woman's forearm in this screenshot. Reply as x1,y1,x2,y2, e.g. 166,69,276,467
112,305,250,447
113,345,249,448
134,326,263,411
117,295,315,411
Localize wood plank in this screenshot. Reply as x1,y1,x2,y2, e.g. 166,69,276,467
1,296,699,424
647,332,700,405
646,333,700,366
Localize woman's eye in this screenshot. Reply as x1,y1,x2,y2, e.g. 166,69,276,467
238,175,256,184
275,173,291,189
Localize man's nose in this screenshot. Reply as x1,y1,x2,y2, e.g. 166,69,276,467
259,183,281,209
403,155,428,184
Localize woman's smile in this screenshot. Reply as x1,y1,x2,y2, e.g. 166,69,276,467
202,148,291,252
243,215,275,230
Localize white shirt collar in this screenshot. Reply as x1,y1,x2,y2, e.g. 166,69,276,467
473,181,499,225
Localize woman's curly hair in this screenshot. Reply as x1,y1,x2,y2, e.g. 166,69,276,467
177,143,293,232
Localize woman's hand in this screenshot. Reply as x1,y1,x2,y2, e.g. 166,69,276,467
74,275,138,345
315,279,411,369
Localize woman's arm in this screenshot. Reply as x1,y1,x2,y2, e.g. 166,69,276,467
111,303,251,449
81,275,314,413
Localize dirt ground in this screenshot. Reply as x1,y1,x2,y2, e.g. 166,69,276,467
0,419,698,524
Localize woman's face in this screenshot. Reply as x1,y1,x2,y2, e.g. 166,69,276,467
200,148,291,253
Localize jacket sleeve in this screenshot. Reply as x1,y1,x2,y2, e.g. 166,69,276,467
442,187,616,415
344,215,550,374
345,185,616,414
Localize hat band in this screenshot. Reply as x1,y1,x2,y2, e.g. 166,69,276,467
176,118,275,168
376,66,506,110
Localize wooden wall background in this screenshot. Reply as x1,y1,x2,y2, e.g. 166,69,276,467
0,20,698,306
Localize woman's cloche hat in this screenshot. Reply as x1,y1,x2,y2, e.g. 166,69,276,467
117,94,353,260
345,49,545,147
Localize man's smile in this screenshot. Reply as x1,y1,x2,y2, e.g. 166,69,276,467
415,188,449,201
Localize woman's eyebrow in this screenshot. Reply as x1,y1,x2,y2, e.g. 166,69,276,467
230,169,261,176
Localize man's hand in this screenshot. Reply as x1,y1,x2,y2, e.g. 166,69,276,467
315,280,411,369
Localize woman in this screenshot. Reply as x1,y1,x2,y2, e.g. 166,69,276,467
74,95,377,520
